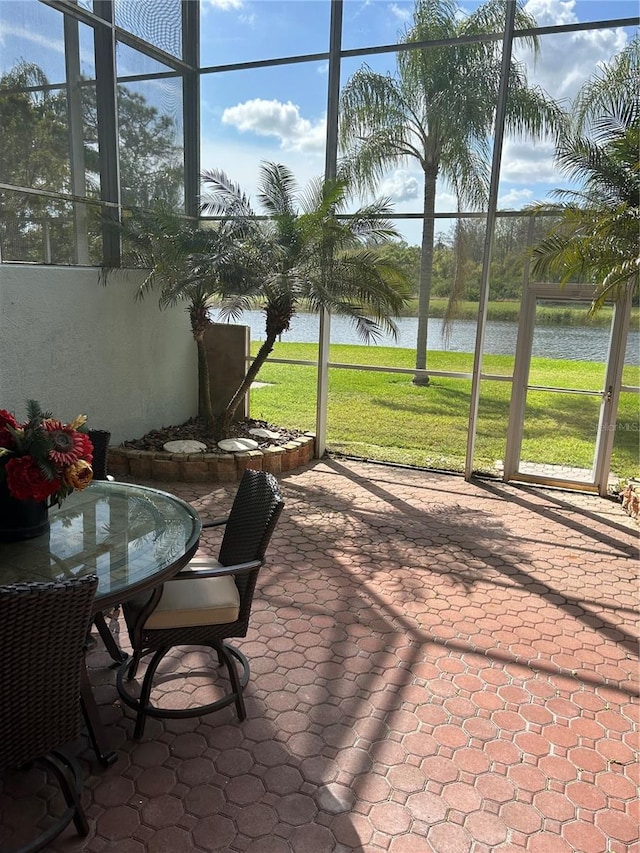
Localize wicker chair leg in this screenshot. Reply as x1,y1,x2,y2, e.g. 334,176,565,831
48,750,90,836
116,643,251,736
134,647,173,739
127,649,143,680
215,642,247,721
18,751,89,853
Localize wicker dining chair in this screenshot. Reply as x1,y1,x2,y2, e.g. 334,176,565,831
0,575,98,853
116,469,284,739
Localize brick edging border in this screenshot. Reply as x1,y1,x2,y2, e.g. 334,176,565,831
107,433,316,483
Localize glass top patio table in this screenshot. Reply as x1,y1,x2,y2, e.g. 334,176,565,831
0,481,202,611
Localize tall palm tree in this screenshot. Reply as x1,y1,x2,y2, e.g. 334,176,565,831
102,205,256,430
201,161,411,437
530,37,639,310
339,0,562,384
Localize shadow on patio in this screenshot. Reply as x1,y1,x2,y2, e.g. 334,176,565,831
1,458,638,853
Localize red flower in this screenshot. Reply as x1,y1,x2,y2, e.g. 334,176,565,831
0,409,19,450
1,403,94,507
43,419,86,465
77,432,94,465
5,456,60,502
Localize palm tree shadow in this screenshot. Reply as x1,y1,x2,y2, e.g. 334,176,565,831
78,460,639,853
283,458,639,658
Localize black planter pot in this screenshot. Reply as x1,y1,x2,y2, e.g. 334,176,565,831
0,479,49,541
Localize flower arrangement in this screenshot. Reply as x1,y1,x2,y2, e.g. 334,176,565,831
0,400,94,506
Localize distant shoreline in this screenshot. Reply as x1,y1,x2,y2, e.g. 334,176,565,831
212,299,639,329
397,299,639,329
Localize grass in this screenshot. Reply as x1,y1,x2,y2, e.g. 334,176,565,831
248,341,640,480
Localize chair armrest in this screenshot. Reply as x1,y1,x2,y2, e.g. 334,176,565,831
201,515,229,529
173,559,262,580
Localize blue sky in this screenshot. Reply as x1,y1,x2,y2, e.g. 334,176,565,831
197,0,637,242
1,0,637,244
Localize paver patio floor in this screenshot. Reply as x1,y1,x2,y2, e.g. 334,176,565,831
2,458,638,853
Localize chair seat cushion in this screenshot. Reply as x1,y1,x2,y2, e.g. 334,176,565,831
144,563,240,629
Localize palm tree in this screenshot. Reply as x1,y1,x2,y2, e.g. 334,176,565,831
201,161,411,437
339,0,562,384
102,205,256,430
530,37,639,310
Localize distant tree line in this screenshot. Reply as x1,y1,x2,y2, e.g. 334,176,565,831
0,61,183,263
376,214,554,305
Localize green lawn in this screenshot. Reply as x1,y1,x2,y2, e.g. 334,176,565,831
248,342,640,479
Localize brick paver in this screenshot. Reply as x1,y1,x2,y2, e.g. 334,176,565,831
1,459,638,852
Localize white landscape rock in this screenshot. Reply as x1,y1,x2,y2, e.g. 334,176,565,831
248,428,281,440
217,438,259,452
163,440,208,454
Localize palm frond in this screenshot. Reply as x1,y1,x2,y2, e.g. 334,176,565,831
573,36,639,134
257,161,299,218
201,169,255,218
529,35,638,311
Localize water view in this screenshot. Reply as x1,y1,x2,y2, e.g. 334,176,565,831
211,310,640,366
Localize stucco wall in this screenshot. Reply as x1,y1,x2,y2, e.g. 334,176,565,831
0,265,197,443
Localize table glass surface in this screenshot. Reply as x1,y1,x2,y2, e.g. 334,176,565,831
0,481,201,605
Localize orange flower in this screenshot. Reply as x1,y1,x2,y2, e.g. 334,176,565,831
63,459,93,490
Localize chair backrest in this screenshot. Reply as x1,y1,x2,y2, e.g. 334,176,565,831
87,429,111,481
218,470,284,568
0,575,98,770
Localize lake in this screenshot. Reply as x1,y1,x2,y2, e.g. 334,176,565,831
210,310,640,366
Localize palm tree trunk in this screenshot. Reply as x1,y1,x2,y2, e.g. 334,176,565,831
195,334,215,431
414,170,437,386
219,335,277,438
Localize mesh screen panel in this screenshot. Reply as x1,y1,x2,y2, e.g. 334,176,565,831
114,0,183,58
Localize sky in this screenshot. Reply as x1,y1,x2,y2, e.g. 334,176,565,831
0,0,637,245
196,0,637,242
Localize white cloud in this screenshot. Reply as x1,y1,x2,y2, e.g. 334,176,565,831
491,1,632,203
498,187,535,208
523,0,578,27
221,98,326,153
434,189,458,212
380,170,419,202
350,0,374,22
500,137,561,187
201,0,244,10
518,1,629,103
200,0,253,24
0,23,64,60
389,3,412,23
